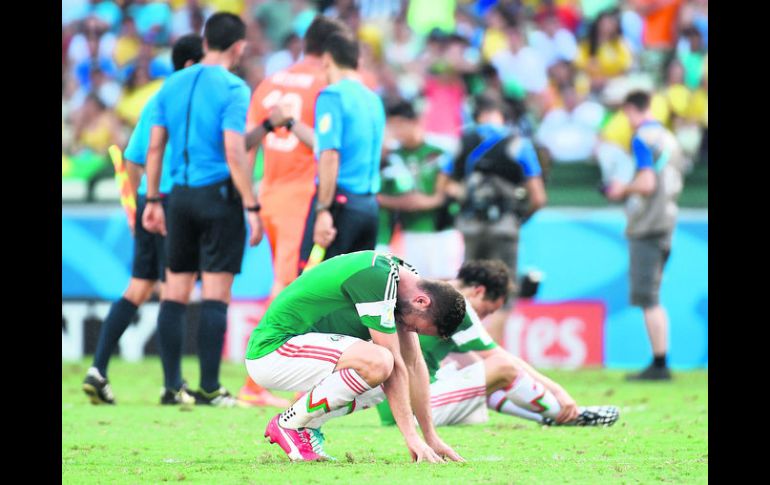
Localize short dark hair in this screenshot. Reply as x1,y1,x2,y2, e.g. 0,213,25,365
419,279,467,339
386,99,417,120
304,15,349,56
204,12,245,51
172,34,203,71
473,93,510,121
623,90,651,111
322,32,359,69
457,260,514,303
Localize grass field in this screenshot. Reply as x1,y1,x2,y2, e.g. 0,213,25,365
62,358,708,484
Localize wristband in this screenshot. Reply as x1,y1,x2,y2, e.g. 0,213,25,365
315,201,331,213
146,196,163,203
262,118,275,133
245,203,261,213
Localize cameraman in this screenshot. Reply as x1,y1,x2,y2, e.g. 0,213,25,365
447,94,547,342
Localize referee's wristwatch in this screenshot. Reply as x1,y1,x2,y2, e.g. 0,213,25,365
315,201,332,214
245,203,261,213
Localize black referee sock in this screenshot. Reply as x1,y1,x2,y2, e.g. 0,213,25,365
93,298,138,378
198,300,229,394
157,300,187,391
653,354,668,369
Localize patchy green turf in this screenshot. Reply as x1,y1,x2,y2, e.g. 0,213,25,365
62,358,707,484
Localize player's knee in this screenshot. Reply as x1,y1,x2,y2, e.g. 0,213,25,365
363,345,395,384
488,353,519,387
124,279,155,305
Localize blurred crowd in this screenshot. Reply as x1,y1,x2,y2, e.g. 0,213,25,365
61,0,708,196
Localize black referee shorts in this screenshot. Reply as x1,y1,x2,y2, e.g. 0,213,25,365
166,178,246,274
298,189,379,271
132,195,167,281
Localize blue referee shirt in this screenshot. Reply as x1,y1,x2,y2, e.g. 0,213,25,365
152,64,250,188
123,94,174,196
314,78,385,195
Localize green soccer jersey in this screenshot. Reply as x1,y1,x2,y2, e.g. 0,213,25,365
379,142,447,234
245,251,409,360
419,301,498,383
375,300,498,425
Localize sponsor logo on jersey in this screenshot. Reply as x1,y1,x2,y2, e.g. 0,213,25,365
319,113,332,134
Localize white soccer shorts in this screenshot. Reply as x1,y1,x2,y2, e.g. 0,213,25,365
245,333,363,392
430,361,489,426
365,360,489,426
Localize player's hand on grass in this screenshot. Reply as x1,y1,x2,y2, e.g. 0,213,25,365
247,211,263,246
554,390,579,424
313,210,337,249
142,202,166,236
425,435,465,462
407,438,445,463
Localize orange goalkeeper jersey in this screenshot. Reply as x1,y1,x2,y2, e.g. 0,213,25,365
247,56,327,201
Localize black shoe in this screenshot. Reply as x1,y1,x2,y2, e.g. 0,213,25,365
571,405,620,426
626,365,672,381
83,367,116,405
160,381,196,406
190,387,239,407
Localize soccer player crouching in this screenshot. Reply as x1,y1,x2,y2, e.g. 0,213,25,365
245,250,466,462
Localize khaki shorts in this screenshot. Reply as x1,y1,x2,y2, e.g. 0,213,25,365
629,233,672,308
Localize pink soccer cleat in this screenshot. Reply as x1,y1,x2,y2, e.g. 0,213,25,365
264,414,328,461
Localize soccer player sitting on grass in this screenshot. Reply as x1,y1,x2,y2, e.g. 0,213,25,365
307,259,619,428
245,250,466,463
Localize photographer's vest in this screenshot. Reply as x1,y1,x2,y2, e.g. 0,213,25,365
626,123,685,239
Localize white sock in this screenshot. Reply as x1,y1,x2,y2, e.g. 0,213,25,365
304,385,386,429
280,368,373,429
487,390,545,423
502,371,561,420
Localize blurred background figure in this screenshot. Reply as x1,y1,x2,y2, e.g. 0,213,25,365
448,93,547,343
377,98,464,280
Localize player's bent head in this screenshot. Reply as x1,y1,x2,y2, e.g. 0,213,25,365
304,15,349,56
418,279,467,339
204,12,246,52
322,32,359,70
172,34,204,71
458,260,514,303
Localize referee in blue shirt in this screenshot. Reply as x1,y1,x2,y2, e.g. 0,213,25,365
82,34,204,406
298,33,386,268
143,13,262,407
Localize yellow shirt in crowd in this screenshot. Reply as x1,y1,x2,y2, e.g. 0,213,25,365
575,39,633,78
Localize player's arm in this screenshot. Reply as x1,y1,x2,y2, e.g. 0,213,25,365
376,191,446,212
313,91,345,248
287,118,314,149
397,327,464,462
142,125,168,235
224,84,263,246
126,161,144,197
369,328,444,463
224,130,263,246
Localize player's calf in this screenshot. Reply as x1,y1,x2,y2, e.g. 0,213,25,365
484,354,563,422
